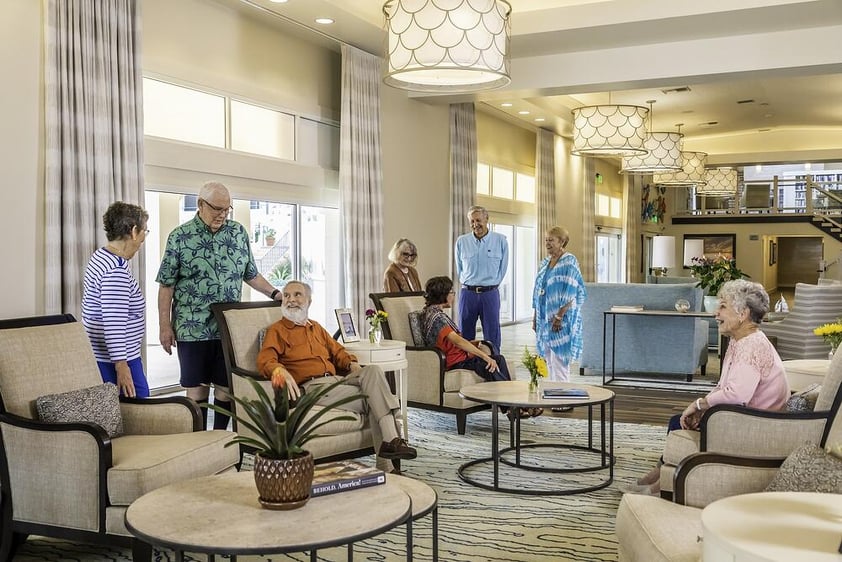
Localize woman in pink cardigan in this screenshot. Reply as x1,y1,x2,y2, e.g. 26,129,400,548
625,279,789,495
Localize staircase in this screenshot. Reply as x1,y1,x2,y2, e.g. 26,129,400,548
811,213,842,242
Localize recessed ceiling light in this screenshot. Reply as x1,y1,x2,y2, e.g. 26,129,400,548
315,17,334,24
269,0,288,3
518,110,530,115
500,102,513,107
534,118,545,122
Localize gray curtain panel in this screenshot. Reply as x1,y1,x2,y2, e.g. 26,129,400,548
44,0,145,316
625,175,643,282
449,103,477,319
340,45,384,326
536,128,557,253
581,158,596,282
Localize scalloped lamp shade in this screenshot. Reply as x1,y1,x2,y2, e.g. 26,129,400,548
383,0,511,92
620,131,684,173
653,151,708,186
699,168,738,194
571,105,649,156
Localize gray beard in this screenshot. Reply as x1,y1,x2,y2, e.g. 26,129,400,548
281,306,309,326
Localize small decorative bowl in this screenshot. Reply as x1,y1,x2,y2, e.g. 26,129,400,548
675,298,690,313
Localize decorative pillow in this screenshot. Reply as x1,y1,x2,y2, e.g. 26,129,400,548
258,327,268,350
786,383,822,412
35,383,123,438
764,442,842,493
408,311,425,347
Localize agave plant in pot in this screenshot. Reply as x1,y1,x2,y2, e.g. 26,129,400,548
206,376,364,510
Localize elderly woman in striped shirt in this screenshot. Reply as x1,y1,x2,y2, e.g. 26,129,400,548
81,202,150,398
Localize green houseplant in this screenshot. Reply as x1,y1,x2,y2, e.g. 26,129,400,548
206,376,364,510
689,257,749,310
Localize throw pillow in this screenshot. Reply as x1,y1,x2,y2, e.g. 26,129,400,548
35,382,123,438
408,311,424,347
258,327,268,350
785,383,822,412
764,442,842,493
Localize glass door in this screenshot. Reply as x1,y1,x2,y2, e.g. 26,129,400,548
595,230,623,283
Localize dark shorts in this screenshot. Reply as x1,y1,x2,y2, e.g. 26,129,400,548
176,340,228,388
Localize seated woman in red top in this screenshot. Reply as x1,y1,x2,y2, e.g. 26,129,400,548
420,276,511,382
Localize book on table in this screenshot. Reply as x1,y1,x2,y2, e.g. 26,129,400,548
310,460,386,498
610,305,644,312
542,388,589,399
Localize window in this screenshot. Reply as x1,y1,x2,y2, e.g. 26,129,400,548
492,167,514,199
230,100,295,160
477,163,490,195
609,196,622,218
596,194,610,216
143,78,225,147
516,173,535,203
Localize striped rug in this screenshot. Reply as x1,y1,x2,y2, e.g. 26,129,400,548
15,409,666,562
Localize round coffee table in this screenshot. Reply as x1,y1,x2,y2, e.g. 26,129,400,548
125,471,413,561
458,380,615,495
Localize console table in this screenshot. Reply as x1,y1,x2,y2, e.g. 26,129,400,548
345,339,409,439
602,309,714,385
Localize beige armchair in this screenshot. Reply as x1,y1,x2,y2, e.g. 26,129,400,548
212,301,374,462
369,292,488,434
0,315,239,560
760,282,842,360
659,349,842,497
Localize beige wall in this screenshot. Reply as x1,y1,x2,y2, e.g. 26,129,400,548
476,111,535,172
1,0,43,317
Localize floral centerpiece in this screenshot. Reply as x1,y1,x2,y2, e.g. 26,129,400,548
813,319,842,357
689,256,749,297
365,309,388,344
521,347,548,393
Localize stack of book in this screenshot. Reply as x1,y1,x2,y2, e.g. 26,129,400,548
542,387,589,399
610,304,644,312
311,460,386,498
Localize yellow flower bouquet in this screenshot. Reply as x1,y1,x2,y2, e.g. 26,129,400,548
813,320,842,352
521,347,548,392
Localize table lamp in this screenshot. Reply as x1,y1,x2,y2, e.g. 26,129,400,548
684,239,705,268
651,235,675,277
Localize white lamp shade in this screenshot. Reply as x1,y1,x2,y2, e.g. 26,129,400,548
699,168,738,194
653,151,708,186
383,0,511,92
620,131,684,174
651,236,676,269
683,239,705,267
571,105,649,156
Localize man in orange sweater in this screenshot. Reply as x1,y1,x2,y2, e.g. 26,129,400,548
257,280,416,464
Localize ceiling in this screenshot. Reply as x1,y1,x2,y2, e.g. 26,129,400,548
225,0,842,166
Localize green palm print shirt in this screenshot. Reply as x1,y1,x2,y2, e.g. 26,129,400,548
156,214,258,341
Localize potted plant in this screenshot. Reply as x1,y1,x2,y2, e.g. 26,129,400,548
264,227,276,247
689,256,749,311
206,376,364,510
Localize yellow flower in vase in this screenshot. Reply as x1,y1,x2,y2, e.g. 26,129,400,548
521,347,548,392
813,319,842,358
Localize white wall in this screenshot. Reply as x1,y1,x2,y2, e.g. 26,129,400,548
1,0,43,317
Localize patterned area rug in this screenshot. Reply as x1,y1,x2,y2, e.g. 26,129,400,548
15,409,665,562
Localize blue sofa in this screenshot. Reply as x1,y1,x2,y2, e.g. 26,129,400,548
578,283,709,380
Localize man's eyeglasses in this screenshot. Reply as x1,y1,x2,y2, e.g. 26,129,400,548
401,252,417,258
201,199,234,215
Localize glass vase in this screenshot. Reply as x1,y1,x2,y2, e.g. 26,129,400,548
830,344,837,361
528,374,539,394
369,325,383,345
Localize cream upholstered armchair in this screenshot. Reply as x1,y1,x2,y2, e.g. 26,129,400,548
212,301,375,462
369,292,488,434
760,281,842,360
658,347,842,497
0,315,239,560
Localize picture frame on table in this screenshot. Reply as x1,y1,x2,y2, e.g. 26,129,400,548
334,309,360,343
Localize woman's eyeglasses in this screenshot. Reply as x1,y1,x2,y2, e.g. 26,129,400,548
401,252,417,258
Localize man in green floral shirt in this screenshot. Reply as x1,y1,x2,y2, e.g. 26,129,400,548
156,181,281,430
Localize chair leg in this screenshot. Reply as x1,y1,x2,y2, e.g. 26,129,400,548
0,531,28,561
132,538,153,562
456,412,467,435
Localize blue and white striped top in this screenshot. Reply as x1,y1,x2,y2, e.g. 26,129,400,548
81,247,145,363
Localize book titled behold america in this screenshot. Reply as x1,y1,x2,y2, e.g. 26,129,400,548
310,460,386,498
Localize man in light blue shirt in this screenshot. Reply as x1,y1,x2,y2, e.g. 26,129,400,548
455,205,509,351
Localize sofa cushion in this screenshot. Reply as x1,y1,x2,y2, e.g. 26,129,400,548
662,429,701,465
36,382,123,438
616,494,703,562
108,430,238,505
443,368,485,393
764,442,842,494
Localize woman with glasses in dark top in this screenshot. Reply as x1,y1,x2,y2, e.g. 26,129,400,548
383,238,422,292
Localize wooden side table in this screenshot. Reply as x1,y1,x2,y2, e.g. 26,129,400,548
344,339,409,439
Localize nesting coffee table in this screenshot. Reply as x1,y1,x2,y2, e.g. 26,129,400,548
125,470,430,561
458,380,615,495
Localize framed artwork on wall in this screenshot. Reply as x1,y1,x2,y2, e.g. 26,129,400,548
769,240,777,266
334,308,359,343
682,234,736,267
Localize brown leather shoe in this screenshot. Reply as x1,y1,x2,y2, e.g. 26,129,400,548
378,437,417,460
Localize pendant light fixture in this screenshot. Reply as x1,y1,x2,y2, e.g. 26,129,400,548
620,101,683,174
698,168,738,195
653,149,708,186
383,0,512,93
571,97,649,156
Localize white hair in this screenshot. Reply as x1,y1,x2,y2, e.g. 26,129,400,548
199,181,230,201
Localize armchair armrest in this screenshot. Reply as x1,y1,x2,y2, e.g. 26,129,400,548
673,452,783,509
701,404,828,457
120,396,202,434
0,413,111,530
406,346,447,406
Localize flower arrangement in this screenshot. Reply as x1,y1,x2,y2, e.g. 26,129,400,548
813,319,842,351
521,347,548,391
689,256,748,296
365,309,388,344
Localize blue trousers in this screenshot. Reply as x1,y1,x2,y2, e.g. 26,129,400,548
97,357,150,398
458,287,502,351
